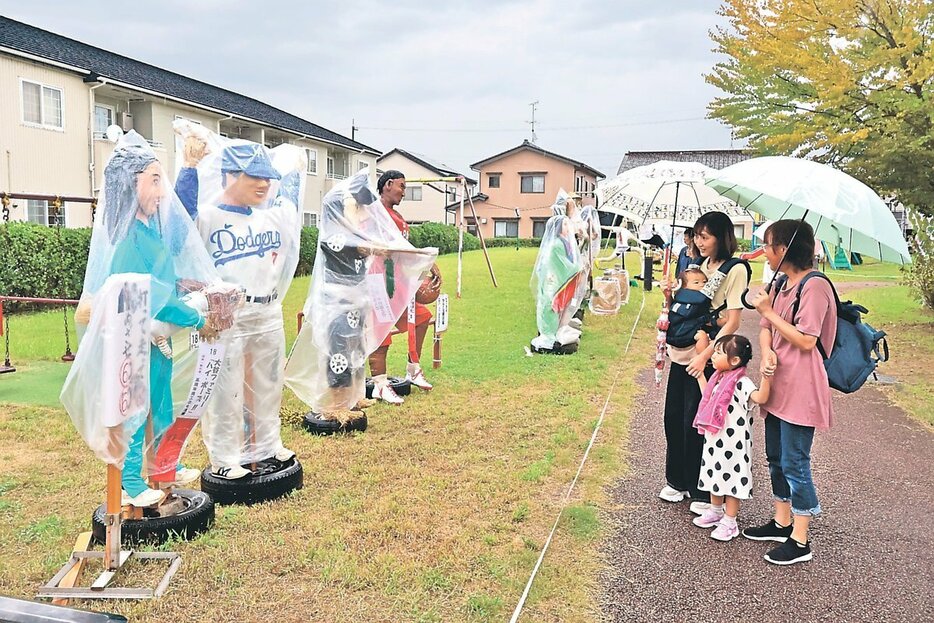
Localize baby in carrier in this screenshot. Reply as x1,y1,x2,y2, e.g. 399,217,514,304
666,268,716,354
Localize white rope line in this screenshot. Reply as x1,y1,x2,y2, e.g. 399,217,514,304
509,287,648,623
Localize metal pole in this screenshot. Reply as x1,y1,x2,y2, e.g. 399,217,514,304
457,183,464,298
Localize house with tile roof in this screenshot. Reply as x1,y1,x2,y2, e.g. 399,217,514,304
376,148,476,224
448,140,604,239
0,16,379,228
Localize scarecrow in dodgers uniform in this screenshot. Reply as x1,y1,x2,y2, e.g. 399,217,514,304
366,170,437,404
62,131,235,507
174,121,306,479
530,214,584,351
285,169,437,420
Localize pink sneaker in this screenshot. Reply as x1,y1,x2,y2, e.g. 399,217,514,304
711,519,739,542
692,508,724,529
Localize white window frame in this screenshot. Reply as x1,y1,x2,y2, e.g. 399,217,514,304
93,103,116,137
358,160,368,172
520,174,545,194
494,219,519,238
306,148,318,175
302,212,318,228
20,78,64,131
26,199,66,227
404,186,423,201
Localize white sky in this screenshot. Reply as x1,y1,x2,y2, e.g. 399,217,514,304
2,0,737,177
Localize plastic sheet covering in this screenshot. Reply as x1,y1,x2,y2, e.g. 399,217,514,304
61,132,227,481
530,215,583,349
172,120,307,468
550,188,572,217
570,205,602,313
285,169,438,413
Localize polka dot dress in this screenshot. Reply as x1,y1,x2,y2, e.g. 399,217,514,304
698,376,756,500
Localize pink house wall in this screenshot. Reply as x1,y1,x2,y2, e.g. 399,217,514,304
469,149,598,239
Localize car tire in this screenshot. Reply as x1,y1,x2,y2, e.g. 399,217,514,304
199,458,303,506
91,488,214,545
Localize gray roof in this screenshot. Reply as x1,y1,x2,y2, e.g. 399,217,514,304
0,16,378,155
471,140,605,179
378,148,477,184
617,149,751,175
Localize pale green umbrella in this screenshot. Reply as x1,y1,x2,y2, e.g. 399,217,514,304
706,156,911,265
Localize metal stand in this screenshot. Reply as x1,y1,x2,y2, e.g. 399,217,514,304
38,465,181,601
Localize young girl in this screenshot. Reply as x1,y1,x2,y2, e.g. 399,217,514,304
747,219,837,565
691,334,771,540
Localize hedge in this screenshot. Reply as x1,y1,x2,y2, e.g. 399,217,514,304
0,222,91,310
0,222,482,301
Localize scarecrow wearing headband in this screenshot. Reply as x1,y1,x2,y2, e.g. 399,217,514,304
365,170,435,405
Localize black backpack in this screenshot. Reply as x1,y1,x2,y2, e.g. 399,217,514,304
666,258,752,348
773,272,889,393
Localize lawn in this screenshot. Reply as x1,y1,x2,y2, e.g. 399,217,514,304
0,246,659,622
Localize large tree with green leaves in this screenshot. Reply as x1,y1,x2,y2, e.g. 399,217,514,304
707,0,934,214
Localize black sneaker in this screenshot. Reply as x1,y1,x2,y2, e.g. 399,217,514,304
764,537,812,565
742,519,793,542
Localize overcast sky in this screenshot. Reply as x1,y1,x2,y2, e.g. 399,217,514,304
3,0,736,177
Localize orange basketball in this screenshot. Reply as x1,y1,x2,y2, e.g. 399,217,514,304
415,264,442,305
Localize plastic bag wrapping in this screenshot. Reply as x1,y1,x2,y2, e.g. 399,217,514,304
62,131,226,478
61,274,151,467
172,120,308,468
285,168,438,413
530,215,583,347
550,188,572,217
570,205,602,312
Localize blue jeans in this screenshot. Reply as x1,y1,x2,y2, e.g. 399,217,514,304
764,414,821,516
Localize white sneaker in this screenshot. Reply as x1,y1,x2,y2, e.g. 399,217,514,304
658,485,689,503
569,317,583,330
690,501,712,516
405,364,433,391
121,487,166,508
374,380,404,405
211,465,251,480
173,467,201,487
274,447,296,462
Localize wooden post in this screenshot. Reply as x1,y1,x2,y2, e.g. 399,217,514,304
104,464,122,571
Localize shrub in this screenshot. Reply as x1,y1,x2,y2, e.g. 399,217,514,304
484,237,543,248
905,208,933,309
408,222,479,254
0,222,91,311
296,226,318,276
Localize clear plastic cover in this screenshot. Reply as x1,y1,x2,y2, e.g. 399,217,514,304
173,120,307,468
285,169,438,413
530,215,583,349
61,132,231,488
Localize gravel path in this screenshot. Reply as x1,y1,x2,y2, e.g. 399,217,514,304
599,306,934,623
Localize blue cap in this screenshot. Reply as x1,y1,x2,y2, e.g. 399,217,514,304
221,143,281,180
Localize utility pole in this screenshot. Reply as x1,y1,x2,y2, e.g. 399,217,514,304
527,101,539,144
351,118,358,141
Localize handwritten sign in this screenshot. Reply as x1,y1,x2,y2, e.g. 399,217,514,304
366,272,394,323
101,274,151,428
177,340,227,420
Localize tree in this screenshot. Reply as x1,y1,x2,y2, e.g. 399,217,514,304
707,0,934,214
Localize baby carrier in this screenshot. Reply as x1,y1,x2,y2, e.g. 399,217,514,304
666,258,752,348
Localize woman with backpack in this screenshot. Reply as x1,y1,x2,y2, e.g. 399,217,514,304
660,211,750,512
746,219,837,565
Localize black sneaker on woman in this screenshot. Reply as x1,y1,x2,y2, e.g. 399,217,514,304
764,537,812,565
741,519,793,542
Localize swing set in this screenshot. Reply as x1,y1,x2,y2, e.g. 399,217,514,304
0,193,96,374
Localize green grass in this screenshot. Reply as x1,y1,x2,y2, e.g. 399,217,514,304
846,283,934,427
0,246,659,622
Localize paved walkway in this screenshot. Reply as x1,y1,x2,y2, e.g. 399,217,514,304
599,306,934,622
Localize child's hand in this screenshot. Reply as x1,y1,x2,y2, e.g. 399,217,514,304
686,353,707,378
760,348,777,377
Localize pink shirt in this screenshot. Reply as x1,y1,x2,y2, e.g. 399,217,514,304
760,275,837,431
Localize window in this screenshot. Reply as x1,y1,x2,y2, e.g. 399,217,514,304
520,174,545,193
94,104,114,135
327,156,335,177
403,186,422,201
358,160,368,171
26,199,65,227
21,80,63,130
494,219,519,238
575,175,584,193
465,219,479,237
303,212,318,228
734,224,745,240
532,219,548,238
305,148,318,174
487,173,501,189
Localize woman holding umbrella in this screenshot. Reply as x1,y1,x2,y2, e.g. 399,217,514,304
745,220,837,565
660,211,749,512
